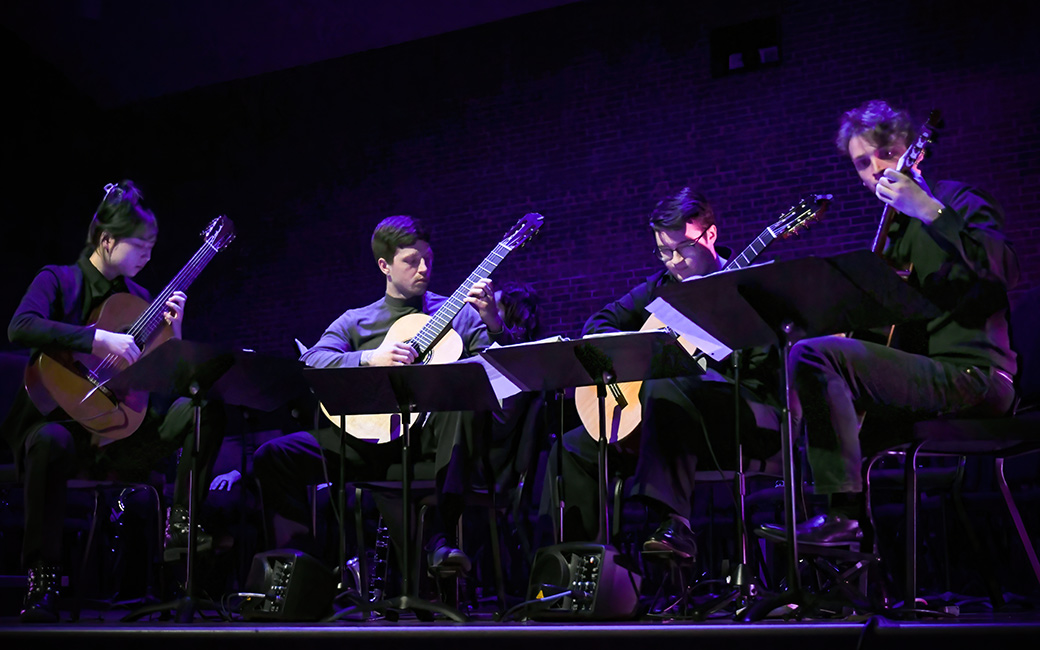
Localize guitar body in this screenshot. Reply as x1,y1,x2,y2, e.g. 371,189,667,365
24,293,172,445
574,314,701,443
319,312,465,443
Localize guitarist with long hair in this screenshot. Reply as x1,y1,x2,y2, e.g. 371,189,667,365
254,215,529,577
542,188,783,560
3,180,226,622
759,100,1019,546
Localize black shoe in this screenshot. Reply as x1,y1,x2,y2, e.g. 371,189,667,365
427,538,472,574
164,506,213,561
20,564,60,623
759,513,862,546
642,518,698,559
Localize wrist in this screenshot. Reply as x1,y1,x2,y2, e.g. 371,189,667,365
917,198,946,224
360,350,372,366
485,319,504,336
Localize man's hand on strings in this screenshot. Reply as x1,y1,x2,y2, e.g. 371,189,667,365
364,339,418,366
465,278,504,334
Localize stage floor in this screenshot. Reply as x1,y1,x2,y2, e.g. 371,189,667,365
3,601,1039,650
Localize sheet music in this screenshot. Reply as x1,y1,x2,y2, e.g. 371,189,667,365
464,345,523,404
646,296,733,361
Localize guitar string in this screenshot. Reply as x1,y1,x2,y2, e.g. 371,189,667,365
413,249,504,352
411,244,509,353
92,240,218,375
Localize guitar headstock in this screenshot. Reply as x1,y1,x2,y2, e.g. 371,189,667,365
770,193,832,239
501,212,544,251
897,109,943,174
202,215,236,251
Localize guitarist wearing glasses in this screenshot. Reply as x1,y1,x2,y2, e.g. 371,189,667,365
3,180,227,622
543,188,784,560
759,99,1019,546
254,215,532,578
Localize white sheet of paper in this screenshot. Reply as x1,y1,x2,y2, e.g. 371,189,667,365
646,296,732,361
471,343,523,403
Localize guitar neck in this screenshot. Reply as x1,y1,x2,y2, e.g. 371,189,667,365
411,241,511,356
127,240,222,346
724,226,778,271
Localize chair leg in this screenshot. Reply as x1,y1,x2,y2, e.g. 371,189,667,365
995,458,1040,588
486,504,507,610
355,486,368,598
69,487,104,621
904,442,923,607
949,461,1005,607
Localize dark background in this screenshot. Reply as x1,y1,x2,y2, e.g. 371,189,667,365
3,0,1038,355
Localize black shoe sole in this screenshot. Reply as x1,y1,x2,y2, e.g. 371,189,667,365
642,540,696,560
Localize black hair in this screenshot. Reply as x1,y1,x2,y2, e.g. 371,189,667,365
371,215,432,263
498,281,543,342
84,180,158,255
648,187,715,233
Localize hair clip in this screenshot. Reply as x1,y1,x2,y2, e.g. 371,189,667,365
102,182,123,201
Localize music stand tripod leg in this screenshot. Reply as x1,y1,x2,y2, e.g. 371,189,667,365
333,401,469,623
689,350,758,619
739,324,805,622
123,382,216,623
597,380,611,546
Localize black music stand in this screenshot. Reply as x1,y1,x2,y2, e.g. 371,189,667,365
106,339,310,623
482,331,703,546
654,250,939,621
302,362,499,623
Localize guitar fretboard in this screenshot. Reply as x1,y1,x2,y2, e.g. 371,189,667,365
411,241,512,356
128,241,221,348
725,228,777,271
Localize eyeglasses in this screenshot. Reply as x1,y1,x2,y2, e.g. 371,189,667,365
654,228,709,261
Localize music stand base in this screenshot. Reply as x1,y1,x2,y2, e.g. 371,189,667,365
329,594,469,623
122,596,220,623
738,587,806,622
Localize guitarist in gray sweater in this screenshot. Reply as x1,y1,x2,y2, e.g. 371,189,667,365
253,214,537,582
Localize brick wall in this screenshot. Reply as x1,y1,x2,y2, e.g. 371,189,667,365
4,0,1039,355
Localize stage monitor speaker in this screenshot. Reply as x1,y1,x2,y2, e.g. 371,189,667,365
526,542,642,620
240,549,336,621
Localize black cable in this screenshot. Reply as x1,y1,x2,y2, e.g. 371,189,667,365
496,588,572,622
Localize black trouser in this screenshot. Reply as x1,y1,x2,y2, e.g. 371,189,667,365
253,410,503,558
20,396,226,567
541,375,779,542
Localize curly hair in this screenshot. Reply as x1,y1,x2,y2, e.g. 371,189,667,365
836,99,916,156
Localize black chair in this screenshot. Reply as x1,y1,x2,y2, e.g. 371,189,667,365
864,284,1040,613
0,352,166,619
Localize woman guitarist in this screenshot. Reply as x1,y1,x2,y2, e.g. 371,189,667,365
2,180,225,622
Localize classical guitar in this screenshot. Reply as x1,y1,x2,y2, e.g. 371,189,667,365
24,216,236,444
574,194,831,443
321,212,544,443
859,110,941,347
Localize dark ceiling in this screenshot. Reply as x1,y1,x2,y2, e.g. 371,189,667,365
2,0,580,108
